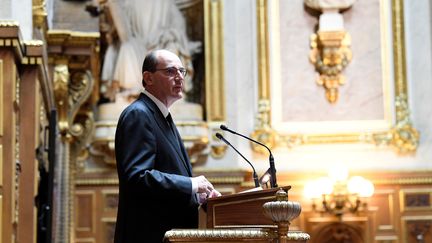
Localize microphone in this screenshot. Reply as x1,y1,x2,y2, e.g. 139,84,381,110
220,125,277,188
215,133,260,188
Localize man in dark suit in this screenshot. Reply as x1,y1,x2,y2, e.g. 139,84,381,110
114,49,220,243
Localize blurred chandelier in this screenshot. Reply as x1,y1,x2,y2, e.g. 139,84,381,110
304,167,374,217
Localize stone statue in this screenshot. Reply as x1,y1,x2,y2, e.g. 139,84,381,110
93,0,206,162
99,0,203,121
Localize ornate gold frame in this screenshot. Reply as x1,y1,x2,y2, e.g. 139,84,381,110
253,0,419,154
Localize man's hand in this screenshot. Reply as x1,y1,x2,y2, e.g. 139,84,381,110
192,175,215,195
208,189,221,198
192,175,222,203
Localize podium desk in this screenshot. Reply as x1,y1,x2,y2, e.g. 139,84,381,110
204,186,291,229
164,186,310,243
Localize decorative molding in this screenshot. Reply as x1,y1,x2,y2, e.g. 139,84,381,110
22,40,44,65
0,21,24,60
0,59,3,136
47,30,100,46
374,177,432,185
0,145,2,186
166,229,310,241
0,22,55,112
165,229,275,239
252,0,277,152
256,0,271,102
0,195,2,239
76,178,119,186
204,0,225,122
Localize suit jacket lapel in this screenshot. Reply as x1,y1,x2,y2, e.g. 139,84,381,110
139,94,192,176
172,125,193,174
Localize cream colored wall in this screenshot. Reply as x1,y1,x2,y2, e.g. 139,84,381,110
405,0,432,164
0,0,33,39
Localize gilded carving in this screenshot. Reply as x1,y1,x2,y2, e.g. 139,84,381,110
53,67,95,142
32,0,48,30
210,143,227,159
68,71,94,141
372,95,419,153
165,229,275,239
53,65,70,135
309,31,352,103
251,99,277,152
210,128,227,158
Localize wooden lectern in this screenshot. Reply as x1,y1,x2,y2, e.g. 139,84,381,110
204,186,292,229
164,186,310,242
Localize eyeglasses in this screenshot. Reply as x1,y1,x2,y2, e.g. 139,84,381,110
154,67,187,77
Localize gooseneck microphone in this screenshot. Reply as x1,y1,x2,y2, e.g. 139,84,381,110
220,125,277,188
215,133,260,188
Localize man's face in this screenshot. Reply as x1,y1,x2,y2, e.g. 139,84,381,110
145,50,185,107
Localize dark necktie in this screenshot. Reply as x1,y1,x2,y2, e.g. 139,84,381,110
166,113,177,137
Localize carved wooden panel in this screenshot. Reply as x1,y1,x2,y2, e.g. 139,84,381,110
305,215,372,243
314,222,365,243
0,49,18,243
73,171,432,243
101,219,116,243
402,217,432,243
369,189,399,235
75,184,119,243
101,190,118,212
75,238,96,243
75,190,95,237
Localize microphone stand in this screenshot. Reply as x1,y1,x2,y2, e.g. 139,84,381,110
220,125,278,188
216,133,260,187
